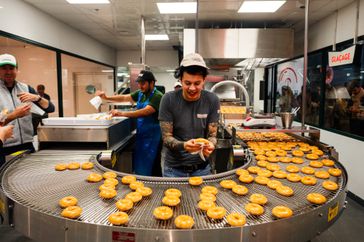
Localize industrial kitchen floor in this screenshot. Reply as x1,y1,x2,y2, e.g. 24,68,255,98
0,196,363,242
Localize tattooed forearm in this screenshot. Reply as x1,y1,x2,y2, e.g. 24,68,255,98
160,121,184,151
207,122,217,146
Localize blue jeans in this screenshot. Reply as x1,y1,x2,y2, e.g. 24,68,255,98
163,164,212,177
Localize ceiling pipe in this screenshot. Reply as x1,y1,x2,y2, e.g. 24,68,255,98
141,16,145,64
301,0,309,129
354,0,360,45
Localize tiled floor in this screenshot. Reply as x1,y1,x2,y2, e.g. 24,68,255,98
0,196,363,242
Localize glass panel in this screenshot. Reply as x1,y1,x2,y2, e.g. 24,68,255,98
324,44,364,137
0,36,58,117
61,54,114,116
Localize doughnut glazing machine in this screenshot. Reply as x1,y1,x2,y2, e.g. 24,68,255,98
0,130,347,242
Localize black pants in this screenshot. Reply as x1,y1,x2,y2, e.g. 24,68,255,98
0,142,35,168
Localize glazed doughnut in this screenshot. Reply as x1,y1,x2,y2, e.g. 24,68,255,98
59,196,78,208
291,157,304,164
116,198,134,211
321,159,335,167
275,150,287,157
257,160,268,168
207,206,226,220
254,176,270,185
276,185,294,196
245,203,264,216
68,162,80,170
121,175,136,184
165,188,182,197
136,186,153,197
199,192,216,201
314,170,330,179
198,200,216,211
257,169,273,178
292,150,304,157
309,161,323,168
272,206,293,219
254,149,265,155
328,168,342,177
301,176,317,185
125,192,143,203
129,181,144,190
286,165,300,173
265,151,276,157
232,185,249,195
279,157,292,163
189,176,203,186
306,153,319,160
220,180,237,189
299,146,311,153
312,149,324,156
87,173,103,182
162,195,180,206
153,206,173,220
108,211,128,225
266,163,281,172
174,215,194,229
249,193,268,205
272,170,287,179
307,193,327,204
194,138,210,145
55,164,67,171
286,173,301,182
255,155,267,161
99,189,117,199
201,186,218,195
322,180,339,191
247,166,261,174
61,206,82,219
267,180,282,190
81,162,94,170
267,156,280,163
104,178,119,186
239,174,254,183
301,166,315,175
103,171,117,179
99,183,116,191
236,168,249,176
226,212,246,226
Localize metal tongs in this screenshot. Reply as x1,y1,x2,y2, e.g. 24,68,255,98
291,107,300,116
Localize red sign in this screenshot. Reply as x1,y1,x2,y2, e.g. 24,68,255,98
112,231,135,242
328,45,355,67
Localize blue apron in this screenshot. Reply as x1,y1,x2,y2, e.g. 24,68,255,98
132,88,161,176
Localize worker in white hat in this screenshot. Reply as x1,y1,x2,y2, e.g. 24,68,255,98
159,53,220,177
0,53,55,165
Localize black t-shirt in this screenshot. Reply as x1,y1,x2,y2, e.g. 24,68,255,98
159,89,220,167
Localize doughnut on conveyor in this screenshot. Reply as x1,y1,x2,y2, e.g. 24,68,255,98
0,136,348,242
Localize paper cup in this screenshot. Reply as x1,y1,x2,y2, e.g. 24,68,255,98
90,96,102,110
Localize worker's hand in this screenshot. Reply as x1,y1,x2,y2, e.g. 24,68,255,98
202,141,215,157
18,92,39,103
184,139,203,153
95,90,107,100
0,125,14,142
109,109,124,117
13,103,31,118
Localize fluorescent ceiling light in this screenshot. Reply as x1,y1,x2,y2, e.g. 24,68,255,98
101,69,113,73
157,2,197,14
145,34,169,41
238,1,286,13
66,0,110,4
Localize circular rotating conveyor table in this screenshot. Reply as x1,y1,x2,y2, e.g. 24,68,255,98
0,146,347,242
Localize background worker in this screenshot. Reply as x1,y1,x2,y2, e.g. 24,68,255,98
159,53,220,177
96,70,163,176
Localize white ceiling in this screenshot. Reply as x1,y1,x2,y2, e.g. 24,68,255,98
23,0,355,51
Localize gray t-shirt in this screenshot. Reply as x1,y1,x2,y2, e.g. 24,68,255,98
159,89,220,167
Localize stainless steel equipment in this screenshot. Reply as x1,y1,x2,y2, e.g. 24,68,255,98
0,135,347,242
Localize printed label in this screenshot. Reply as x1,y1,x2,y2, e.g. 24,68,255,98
328,202,339,222
197,113,208,118
112,231,135,242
